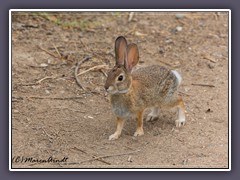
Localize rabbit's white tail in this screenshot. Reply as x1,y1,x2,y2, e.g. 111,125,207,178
171,70,182,85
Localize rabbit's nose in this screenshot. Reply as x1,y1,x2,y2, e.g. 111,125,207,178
104,84,109,91
105,85,113,92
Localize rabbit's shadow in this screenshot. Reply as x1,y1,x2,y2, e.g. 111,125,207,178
122,108,178,136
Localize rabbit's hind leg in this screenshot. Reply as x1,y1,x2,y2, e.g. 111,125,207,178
175,96,186,127
146,107,160,122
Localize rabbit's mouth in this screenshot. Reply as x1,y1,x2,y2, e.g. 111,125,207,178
107,89,129,95
106,87,129,95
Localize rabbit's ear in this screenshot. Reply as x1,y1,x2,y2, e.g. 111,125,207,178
115,36,127,65
125,43,139,72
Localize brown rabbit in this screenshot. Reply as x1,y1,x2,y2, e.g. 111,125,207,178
104,36,185,140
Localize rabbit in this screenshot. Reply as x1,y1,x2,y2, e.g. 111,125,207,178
104,36,186,140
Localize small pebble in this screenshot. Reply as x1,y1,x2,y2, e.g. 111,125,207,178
13,110,19,113
48,59,53,64
159,48,165,54
175,14,185,19
40,63,48,67
182,159,188,165
165,39,173,44
128,156,132,162
46,32,52,35
32,86,38,89
135,31,146,37
176,26,183,32
45,90,50,94
184,87,191,92
208,63,215,69
212,52,223,58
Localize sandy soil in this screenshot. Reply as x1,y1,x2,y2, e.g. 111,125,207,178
11,11,229,169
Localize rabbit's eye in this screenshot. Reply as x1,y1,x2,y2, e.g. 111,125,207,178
118,75,124,81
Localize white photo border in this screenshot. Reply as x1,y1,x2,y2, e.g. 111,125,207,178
9,9,231,171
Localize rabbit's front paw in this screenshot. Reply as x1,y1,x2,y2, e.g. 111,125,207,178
175,118,185,127
109,133,120,140
133,129,144,137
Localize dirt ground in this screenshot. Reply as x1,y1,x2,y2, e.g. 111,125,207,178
11,11,229,169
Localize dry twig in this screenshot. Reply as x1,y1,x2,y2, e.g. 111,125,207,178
213,12,218,21
12,96,24,102
65,150,140,165
125,24,137,36
79,39,89,50
100,69,108,77
202,54,217,63
52,43,62,59
38,46,60,59
17,82,39,86
38,45,74,62
128,12,134,22
74,56,92,90
23,96,84,100
77,65,108,76
192,83,215,87
36,76,57,84
54,107,86,113
40,127,54,142
158,59,177,68
17,75,57,86
28,65,48,68
71,147,111,165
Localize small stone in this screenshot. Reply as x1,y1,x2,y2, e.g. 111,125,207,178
48,59,53,64
208,63,215,69
175,14,185,19
87,116,94,119
13,110,19,113
32,86,38,89
46,32,52,35
45,90,50,94
182,159,188,165
173,61,180,67
159,48,165,54
212,52,223,58
184,87,191,92
205,108,213,113
94,87,101,92
176,26,183,32
40,63,48,67
165,39,173,44
135,31,146,37
128,156,132,162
